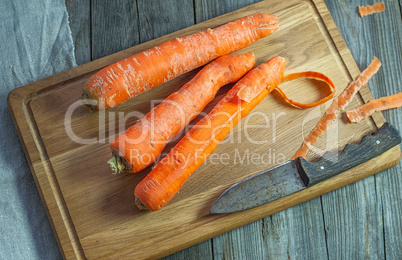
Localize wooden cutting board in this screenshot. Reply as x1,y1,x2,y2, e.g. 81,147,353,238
7,0,401,259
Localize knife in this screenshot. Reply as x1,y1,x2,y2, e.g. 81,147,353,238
210,122,401,214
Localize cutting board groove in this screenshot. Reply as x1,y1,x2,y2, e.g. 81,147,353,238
7,0,401,259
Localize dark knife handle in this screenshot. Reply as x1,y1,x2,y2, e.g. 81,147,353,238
297,123,401,187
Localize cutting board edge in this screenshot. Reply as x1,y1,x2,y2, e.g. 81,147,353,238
7,88,86,259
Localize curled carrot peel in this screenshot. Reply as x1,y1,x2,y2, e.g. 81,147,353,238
82,13,279,110
358,2,385,17
108,53,256,174
134,56,286,211
236,69,335,108
346,92,402,123
276,71,336,109
292,57,382,159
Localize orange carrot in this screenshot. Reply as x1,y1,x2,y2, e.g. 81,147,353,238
358,2,385,17
108,53,255,174
346,92,402,123
134,56,287,211
292,57,382,159
82,13,279,110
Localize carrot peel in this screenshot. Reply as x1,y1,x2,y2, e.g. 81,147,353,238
292,57,382,159
236,69,335,109
276,71,336,109
346,92,402,123
358,2,385,17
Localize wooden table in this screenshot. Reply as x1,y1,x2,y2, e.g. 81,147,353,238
65,0,401,258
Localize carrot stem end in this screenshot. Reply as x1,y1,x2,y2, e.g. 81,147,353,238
108,155,130,174
81,89,98,111
135,197,149,211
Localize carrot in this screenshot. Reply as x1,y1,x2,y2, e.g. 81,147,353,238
108,53,256,174
358,2,385,17
134,56,287,211
82,13,279,110
346,92,402,123
292,56,382,159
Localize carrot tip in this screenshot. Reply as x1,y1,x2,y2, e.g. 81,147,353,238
108,154,132,174
135,197,149,211
81,89,98,112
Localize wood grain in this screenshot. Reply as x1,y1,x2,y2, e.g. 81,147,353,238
8,0,401,259
91,0,139,60
194,0,261,23
65,0,91,65
137,0,195,42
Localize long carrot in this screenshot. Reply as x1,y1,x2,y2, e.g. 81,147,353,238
108,53,256,174
134,56,286,211
82,13,279,110
292,57,382,159
346,92,402,123
358,2,385,17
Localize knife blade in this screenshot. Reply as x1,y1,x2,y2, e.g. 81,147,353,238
210,122,401,214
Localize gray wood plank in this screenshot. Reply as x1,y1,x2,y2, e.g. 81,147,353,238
320,180,385,259
212,220,269,259
163,240,213,260
91,0,139,60
377,165,402,259
262,199,328,259
194,0,261,23
363,0,402,258
212,199,328,259
321,0,401,259
65,0,91,65
136,0,195,42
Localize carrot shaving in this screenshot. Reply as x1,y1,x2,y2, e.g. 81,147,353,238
292,56,382,159
346,92,402,123
276,71,336,108
236,71,335,108
358,2,385,17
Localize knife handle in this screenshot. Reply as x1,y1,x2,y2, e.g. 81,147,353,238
297,122,401,187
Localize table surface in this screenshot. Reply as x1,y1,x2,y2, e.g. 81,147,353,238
65,0,401,259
